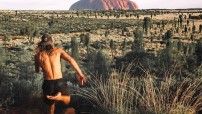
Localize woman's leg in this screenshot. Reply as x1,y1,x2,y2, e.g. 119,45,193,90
46,103,55,114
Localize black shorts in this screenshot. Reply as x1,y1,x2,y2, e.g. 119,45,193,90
42,78,70,105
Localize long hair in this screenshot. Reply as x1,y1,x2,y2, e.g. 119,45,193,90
35,34,54,55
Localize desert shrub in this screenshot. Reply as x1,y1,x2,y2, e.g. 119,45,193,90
71,37,79,61
0,73,43,108
0,47,7,67
143,17,151,35
94,49,111,78
195,39,202,66
0,82,15,108
132,28,144,52
115,51,156,76
76,69,202,114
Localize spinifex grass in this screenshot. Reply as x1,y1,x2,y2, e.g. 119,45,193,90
76,71,202,114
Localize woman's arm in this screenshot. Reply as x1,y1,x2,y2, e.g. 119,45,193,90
60,48,86,84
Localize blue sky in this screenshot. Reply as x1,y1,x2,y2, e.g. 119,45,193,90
0,0,201,10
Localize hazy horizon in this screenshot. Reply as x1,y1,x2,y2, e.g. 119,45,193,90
0,0,201,10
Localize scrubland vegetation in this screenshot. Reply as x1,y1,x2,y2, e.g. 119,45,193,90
0,9,202,113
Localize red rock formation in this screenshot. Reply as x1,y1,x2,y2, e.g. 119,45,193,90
69,0,138,10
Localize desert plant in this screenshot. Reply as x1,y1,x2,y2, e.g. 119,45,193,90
76,68,202,114
20,23,38,43
94,49,111,78
121,38,127,55
161,20,167,30
110,39,115,58
0,73,43,108
199,24,202,33
139,75,202,114
71,36,79,61
143,17,151,35
85,33,91,55
79,33,86,44
132,28,144,52
195,39,202,66
192,24,196,33
179,15,183,27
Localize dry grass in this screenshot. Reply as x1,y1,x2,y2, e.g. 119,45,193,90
76,68,202,114
140,76,202,114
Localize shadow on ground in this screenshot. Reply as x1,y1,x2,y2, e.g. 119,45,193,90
0,95,103,114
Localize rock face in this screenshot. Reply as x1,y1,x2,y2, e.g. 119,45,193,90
69,0,138,10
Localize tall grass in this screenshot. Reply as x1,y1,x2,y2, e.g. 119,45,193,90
140,76,202,114
76,70,202,114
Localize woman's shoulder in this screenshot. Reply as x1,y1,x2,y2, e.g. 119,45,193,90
53,47,62,50
53,47,64,53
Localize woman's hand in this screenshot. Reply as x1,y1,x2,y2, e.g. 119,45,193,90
77,75,86,86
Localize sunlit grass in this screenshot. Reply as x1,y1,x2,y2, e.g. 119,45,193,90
76,69,202,114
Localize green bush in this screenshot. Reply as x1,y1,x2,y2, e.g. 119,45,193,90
0,73,43,108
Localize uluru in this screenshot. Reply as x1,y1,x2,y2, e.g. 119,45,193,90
69,0,138,10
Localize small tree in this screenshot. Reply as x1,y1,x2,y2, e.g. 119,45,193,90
186,55,197,72
86,49,96,74
105,30,110,37
161,20,167,30
184,25,188,33
177,40,183,51
195,39,202,66
85,33,91,55
179,15,183,27
110,39,115,58
199,24,202,33
143,17,151,35
121,38,127,55
187,20,190,26
94,49,111,79
164,30,173,46
79,33,85,44
150,32,154,47
192,25,196,33
157,41,173,70
132,28,144,52
20,23,38,43
71,37,79,61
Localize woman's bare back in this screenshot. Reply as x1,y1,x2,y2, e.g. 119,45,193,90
35,47,86,83
36,48,63,80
